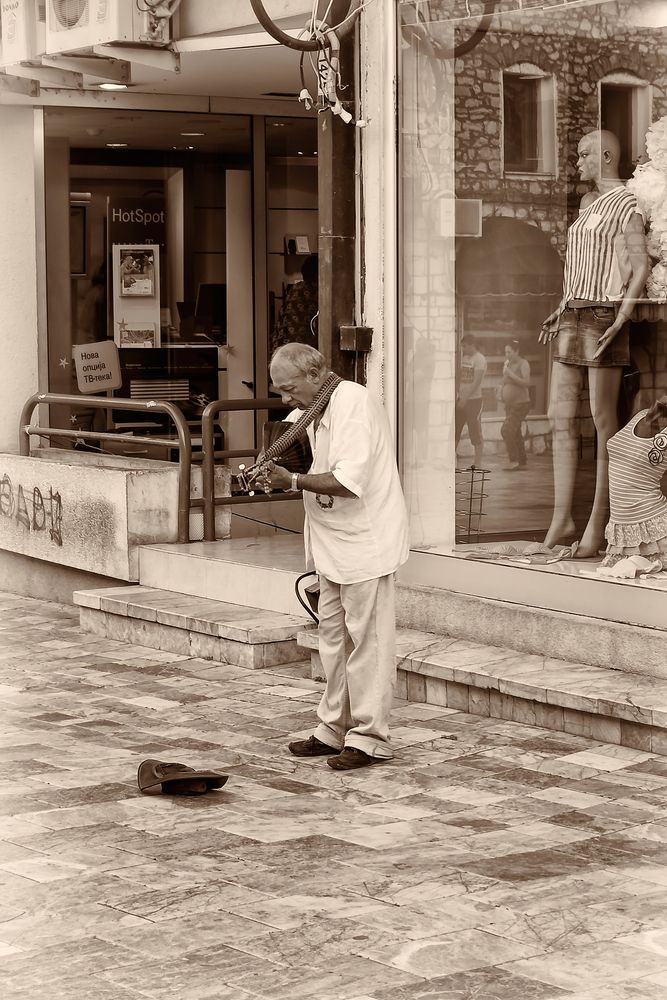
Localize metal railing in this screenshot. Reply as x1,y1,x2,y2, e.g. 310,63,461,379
201,397,300,542
19,393,193,543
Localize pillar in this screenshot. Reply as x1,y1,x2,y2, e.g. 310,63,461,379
0,106,43,453
318,0,357,381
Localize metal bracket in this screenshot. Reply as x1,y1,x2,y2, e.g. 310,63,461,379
93,45,180,73
6,64,83,90
0,73,39,97
41,55,130,84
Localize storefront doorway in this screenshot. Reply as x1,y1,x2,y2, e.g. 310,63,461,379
43,107,318,482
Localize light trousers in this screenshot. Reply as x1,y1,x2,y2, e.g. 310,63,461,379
313,573,396,759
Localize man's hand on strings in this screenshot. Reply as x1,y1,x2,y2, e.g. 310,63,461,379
255,460,291,493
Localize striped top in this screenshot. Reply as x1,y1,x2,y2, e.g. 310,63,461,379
606,411,667,528
562,186,641,304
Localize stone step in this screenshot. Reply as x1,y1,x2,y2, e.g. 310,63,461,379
297,628,667,756
74,586,314,669
138,536,307,616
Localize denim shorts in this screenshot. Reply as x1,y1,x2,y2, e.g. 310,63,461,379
554,306,630,368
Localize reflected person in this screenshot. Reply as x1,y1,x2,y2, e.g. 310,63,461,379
539,130,649,556
500,340,531,470
455,334,487,469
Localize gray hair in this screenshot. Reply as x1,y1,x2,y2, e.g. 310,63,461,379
270,343,327,376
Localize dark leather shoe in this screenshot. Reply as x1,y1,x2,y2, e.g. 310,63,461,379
326,747,382,770
288,735,339,757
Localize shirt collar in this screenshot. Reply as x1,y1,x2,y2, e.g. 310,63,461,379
316,382,341,430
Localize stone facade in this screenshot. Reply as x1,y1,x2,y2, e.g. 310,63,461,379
454,1,667,255
450,0,667,412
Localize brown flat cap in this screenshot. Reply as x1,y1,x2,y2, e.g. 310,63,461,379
137,759,228,796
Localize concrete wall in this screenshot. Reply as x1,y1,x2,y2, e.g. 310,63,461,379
0,452,179,580
0,450,231,581
0,107,41,454
0,548,126,606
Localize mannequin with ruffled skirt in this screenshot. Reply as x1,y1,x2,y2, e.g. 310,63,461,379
601,398,667,570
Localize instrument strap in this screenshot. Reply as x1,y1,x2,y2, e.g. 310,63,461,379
263,372,342,464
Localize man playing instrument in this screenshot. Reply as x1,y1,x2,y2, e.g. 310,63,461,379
256,344,409,770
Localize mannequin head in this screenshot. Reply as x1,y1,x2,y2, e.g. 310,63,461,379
577,130,621,185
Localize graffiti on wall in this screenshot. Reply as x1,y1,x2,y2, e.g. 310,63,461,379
0,474,63,546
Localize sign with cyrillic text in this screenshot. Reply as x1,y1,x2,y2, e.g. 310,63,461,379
72,340,122,393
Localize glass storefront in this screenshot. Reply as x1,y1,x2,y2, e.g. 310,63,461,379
399,0,667,591
41,109,316,465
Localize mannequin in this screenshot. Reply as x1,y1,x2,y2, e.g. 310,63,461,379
539,130,649,557
601,397,667,570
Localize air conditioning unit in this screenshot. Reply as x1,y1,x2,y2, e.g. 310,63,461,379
0,0,46,68
45,0,169,55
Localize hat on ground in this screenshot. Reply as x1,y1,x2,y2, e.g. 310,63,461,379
137,759,229,796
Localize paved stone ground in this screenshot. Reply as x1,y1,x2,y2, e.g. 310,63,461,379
2,591,667,1000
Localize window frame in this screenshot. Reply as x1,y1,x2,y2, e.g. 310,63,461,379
501,64,557,178
599,72,652,171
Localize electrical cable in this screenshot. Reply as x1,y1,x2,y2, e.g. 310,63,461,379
294,571,320,623
231,511,302,534
403,1,498,60
250,0,362,52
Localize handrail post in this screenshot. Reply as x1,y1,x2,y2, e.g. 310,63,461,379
201,401,217,542
159,401,192,544
18,392,193,543
199,397,287,542
19,392,291,548
18,393,43,456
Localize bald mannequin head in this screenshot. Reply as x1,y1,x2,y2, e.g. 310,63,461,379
577,130,622,184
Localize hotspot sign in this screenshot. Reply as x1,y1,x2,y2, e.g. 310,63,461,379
107,197,166,247
72,341,122,394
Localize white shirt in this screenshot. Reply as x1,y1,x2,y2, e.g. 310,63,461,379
288,381,409,584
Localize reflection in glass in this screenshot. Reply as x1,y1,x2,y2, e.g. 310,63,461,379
399,1,667,571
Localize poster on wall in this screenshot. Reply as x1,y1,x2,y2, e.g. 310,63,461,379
119,248,156,297
117,322,159,348
107,196,166,308
112,244,161,348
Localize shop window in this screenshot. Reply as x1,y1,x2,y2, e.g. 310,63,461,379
503,66,556,175
399,0,667,599
600,74,651,178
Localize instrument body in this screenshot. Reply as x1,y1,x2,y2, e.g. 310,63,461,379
236,373,342,495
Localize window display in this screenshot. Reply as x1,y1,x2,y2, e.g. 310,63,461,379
538,129,649,557
399,0,667,589
112,244,161,348
599,398,667,574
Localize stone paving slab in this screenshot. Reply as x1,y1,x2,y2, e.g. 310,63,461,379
2,591,667,999
75,587,314,643
300,629,667,754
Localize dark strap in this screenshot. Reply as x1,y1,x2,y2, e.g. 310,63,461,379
263,372,342,463
241,373,342,486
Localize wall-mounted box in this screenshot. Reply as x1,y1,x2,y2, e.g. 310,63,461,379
340,326,373,353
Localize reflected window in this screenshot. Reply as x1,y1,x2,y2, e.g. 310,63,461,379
600,74,651,178
503,66,556,175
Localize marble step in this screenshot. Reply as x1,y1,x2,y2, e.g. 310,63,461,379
74,586,314,669
138,536,308,616
297,628,667,756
